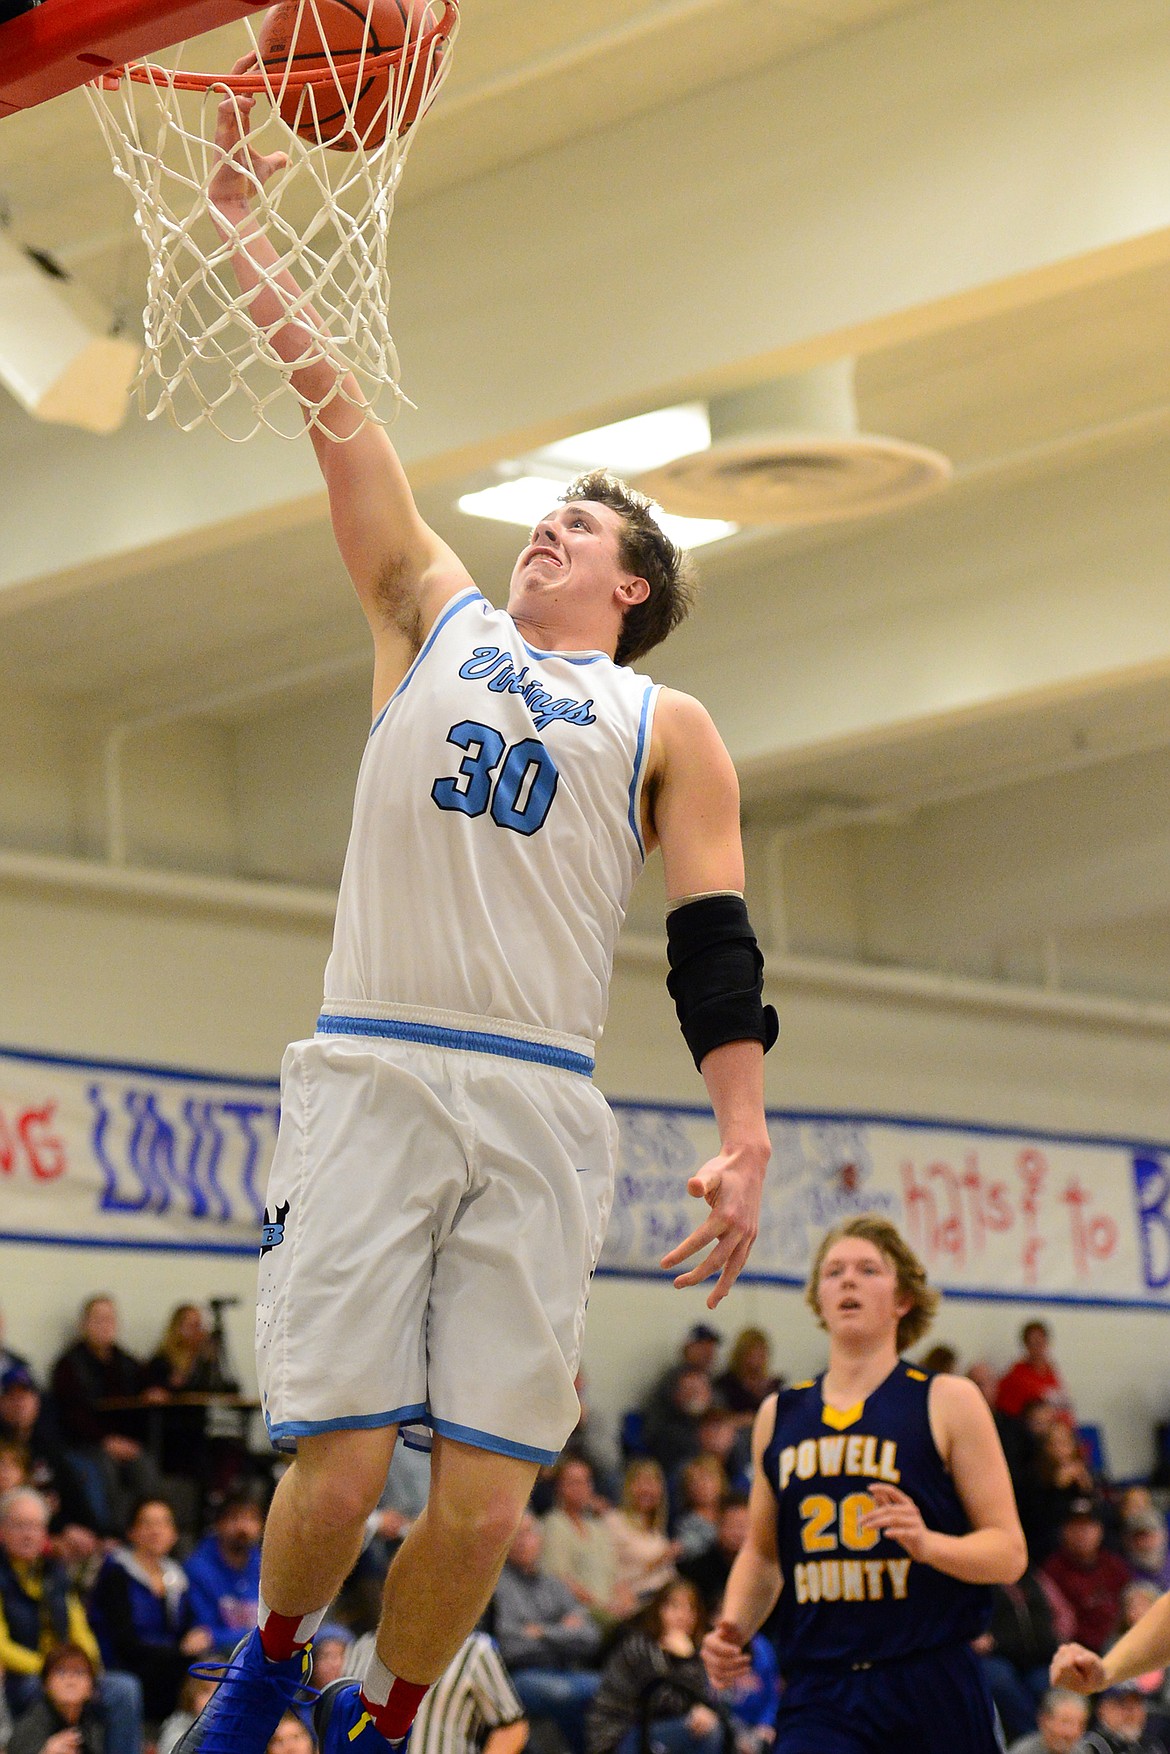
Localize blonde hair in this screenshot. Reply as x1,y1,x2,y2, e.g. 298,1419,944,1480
805,1215,939,1353
726,1326,771,1380
620,1458,668,1533
158,1304,206,1374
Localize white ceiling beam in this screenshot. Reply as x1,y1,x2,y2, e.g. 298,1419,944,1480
653,432,1170,774
3,0,1170,600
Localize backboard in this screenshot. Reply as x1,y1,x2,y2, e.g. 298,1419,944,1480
0,0,268,118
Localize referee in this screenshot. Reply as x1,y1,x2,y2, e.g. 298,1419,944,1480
348,1632,528,1754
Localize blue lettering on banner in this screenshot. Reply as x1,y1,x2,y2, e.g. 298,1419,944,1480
1134,1154,1170,1291
458,647,597,732
86,1082,278,1227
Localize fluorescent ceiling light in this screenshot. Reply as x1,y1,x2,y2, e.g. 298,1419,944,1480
458,474,735,549
537,403,710,474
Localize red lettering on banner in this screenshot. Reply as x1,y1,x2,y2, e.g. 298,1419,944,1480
1016,1149,1048,1283
906,1145,1117,1290
0,1102,66,1180
903,1153,1017,1265
1061,1176,1118,1277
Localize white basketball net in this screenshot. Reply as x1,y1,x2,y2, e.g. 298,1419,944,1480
86,1,458,441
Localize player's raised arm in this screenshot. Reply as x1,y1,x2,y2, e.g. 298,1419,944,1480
646,690,775,1307
702,1396,782,1685
206,69,472,690
862,1375,1027,1586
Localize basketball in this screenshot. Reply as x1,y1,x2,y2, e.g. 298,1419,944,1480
256,0,446,151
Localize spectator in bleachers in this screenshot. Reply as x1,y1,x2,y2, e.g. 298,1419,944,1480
7,1641,104,1754
542,1457,633,1625
0,1437,27,1496
687,1410,747,1501
585,1579,723,1754
1116,1488,1158,1526
493,1511,601,1754
1122,1515,1170,1593
974,1568,1064,1741
680,1498,751,1624
1004,1685,1088,1754
919,1344,959,1376
267,1708,316,1754
969,1363,1041,1490
50,1295,159,1535
997,1323,1076,1425
607,1462,680,1607
88,1494,211,1723
1107,1582,1170,1737
712,1331,780,1426
347,1628,528,1754
1021,1425,1099,1564
143,1304,231,1483
1042,1500,1131,1656
643,1371,715,1479
1082,1681,1167,1754
157,1672,218,1754
0,1486,144,1754
642,1329,722,1452
0,1367,100,1561
184,1489,263,1657
0,1311,36,1390
309,1623,355,1690
671,1458,725,1565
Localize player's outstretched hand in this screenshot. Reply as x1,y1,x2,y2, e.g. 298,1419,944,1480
661,1140,766,1309
1049,1643,1108,1695
860,1483,931,1561
209,55,289,222
702,1619,753,1687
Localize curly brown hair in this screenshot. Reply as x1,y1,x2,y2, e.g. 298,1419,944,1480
805,1214,940,1353
559,470,696,666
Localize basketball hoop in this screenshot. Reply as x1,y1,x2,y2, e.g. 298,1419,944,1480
86,0,458,441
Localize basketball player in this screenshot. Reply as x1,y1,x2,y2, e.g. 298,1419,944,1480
179,83,778,1754
702,1216,1027,1753
1051,1587,1170,1696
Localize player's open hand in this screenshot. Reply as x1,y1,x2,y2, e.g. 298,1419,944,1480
702,1619,753,1687
1049,1643,1108,1695
209,56,289,220
661,1138,767,1308
860,1483,932,1560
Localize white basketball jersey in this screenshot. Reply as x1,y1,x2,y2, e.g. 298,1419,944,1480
323,589,660,1048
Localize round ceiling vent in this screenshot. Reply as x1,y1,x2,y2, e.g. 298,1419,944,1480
636,361,952,527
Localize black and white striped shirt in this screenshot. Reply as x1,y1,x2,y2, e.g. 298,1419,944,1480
348,1631,524,1754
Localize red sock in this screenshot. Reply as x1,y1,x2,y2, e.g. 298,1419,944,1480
257,1601,326,1662
359,1665,429,1743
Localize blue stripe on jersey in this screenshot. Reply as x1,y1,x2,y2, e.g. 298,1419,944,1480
626,681,656,857
370,588,485,735
315,1012,595,1076
265,1401,428,1444
430,1415,562,1466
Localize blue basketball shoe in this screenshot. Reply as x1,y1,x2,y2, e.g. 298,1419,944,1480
175,1630,318,1754
315,1679,401,1752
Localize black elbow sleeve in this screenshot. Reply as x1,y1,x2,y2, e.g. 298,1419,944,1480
665,894,779,1072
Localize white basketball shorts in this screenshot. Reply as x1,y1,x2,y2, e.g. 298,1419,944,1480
255,1005,617,1465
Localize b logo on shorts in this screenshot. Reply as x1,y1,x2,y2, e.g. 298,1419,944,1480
261,1200,290,1255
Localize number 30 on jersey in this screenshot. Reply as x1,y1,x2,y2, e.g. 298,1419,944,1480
431,720,559,836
